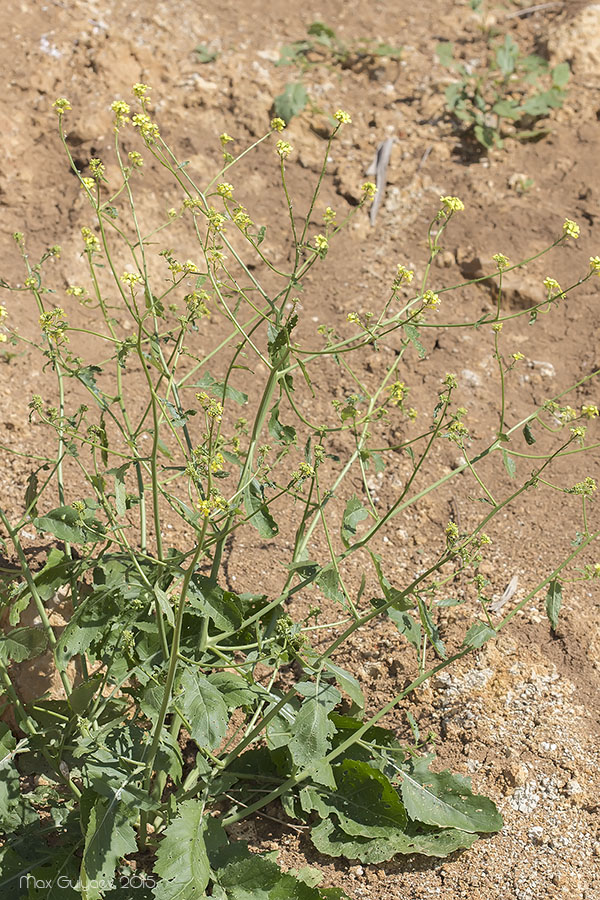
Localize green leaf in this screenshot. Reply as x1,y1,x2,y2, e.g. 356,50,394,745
164,399,196,428
310,817,478,862
523,423,536,445
492,99,522,120
322,661,364,715
435,42,455,69
315,565,344,604
341,495,368,547
24,470,39,517
178,669,228,750
208,672,266,710
552,62,570,88
307,758,408,838
474,123,500,150
214,849,348,900
545,579,562,631
0,723,21,828
243,478,278,538
268,399,297,445
69,674,103,715
416,598,446,658
195,44,217,63
403,323,426,358
153,799,210,899
189,576,243,632
83,797,137,898
502,448,516,478
388,608,421,651
154,585,175,628
462,621,496,649
194,372,248,406
108,464,129,517
289,681,341,769
495,34,519,77
34,503,106,545
274,83,308,124
397,757,503,833
0,627,47,664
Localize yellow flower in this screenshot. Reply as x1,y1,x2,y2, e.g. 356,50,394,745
132,82,151,99
120,272,144,288
217,182,234,199
440,195,464,212
0,305,7,321
491,322,503,333
590,256,600,274
89,158,105,179
270,117,286,132
314,234,328,255
128,150,143,168
323,207,337,226
581,405,599,419
492,253,509,269
389,381,408,406
563,219,580,239
80,177,96,193
422,290,440,310
111,100,131,127
334,109,352,124
220,132,234,147
511,352,525,362
276,139,293,159
543,277,561,293
167,207,178,219
132,113,160,143
346,312,360,325
81,227,100,252
571,477,596,496
393,264,414,288
361,182,377,199
52,97,71,115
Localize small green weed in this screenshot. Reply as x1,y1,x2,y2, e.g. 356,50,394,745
0,87,598,899
274,22,402,122
437,34,570,150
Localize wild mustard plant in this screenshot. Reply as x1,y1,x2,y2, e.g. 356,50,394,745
0,87,598,897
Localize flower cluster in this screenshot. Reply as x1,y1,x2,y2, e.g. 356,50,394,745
128,150,143,168
207,208,226,233
133,82,150,99
184,290,210,319
581,405,599,419
270,117,286,132
217,182,234,199
196,492,228,518
39,308,68,343
132,113,160,143
120,271,144,288
361,182,377,200
314,234,328,257
389,381,408,407
563,219,580,239
196,391,223,421
89,158,105,180
81,227,100,253
323,207,336,226
422,290,440,310
276,139,293,160
232,205,253,233
334,109,352,124
569,476,596,496
393,264,414,290
590,256,600,275
53,97,71,116
492,253,509,270
440,195,464,213
111,100,131,128
543,276,562,294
